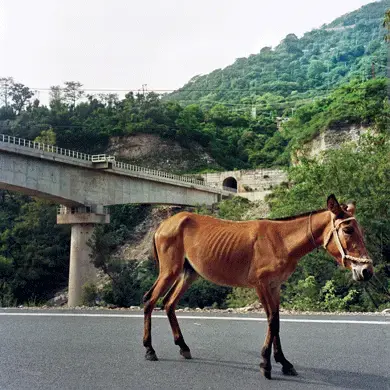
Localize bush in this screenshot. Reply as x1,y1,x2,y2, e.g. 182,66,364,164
321,280,359,312
0,282,17,307
281,276,321,311
181,279,232,309
102,260,157,308
226,288,258,308
81,282,98,306
217,197,251,221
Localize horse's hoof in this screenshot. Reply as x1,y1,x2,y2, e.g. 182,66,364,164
282,366,298,376
180,349,192,359
260,368,272,380
145,351,159,361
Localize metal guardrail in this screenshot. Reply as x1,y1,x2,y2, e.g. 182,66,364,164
0,134,219,190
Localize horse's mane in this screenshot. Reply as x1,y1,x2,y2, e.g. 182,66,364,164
260,208,327,222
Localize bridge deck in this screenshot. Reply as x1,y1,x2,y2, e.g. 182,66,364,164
0,134,232,207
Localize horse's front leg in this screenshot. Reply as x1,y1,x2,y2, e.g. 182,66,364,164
256,284,297,379
268,285,297,375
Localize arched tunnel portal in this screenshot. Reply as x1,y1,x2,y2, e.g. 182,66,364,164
222,176,238,192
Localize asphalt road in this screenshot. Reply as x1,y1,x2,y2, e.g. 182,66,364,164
0,310,389,390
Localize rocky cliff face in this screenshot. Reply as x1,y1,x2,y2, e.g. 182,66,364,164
107,134,220,173
294,125,370,162
114,206,184,261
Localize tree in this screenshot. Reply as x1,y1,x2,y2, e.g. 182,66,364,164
260,46,273,54
0,77,13,108
63,81,84,106
383,9,390,42
280,33,303,55
9,82,34,114
307,60,328,84
49,85,63,107
208,104,231,126
175,104,209,145
97,93,119,107
34,128,56,145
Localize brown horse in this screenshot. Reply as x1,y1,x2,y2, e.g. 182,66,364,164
143,194,373,380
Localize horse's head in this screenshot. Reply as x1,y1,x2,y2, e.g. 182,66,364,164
324,194,373,282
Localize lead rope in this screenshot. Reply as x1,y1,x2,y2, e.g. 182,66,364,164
308,212,318,252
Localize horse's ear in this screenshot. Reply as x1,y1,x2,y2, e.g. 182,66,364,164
346,200,356,215
327,194,342,216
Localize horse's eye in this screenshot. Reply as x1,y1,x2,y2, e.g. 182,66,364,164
343,226,354,235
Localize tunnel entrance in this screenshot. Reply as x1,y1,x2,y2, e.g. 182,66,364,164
222,177,238,192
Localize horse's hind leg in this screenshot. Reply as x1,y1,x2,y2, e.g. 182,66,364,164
256,284,279,380
143,271,180,361
163,260,198,359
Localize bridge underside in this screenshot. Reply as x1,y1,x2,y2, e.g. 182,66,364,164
0,183,82,206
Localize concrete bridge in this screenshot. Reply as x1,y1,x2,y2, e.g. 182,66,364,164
0,134,232,306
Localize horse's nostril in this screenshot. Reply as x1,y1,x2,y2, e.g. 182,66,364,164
362,268,372,281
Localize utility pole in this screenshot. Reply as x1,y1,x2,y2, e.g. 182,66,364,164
4,81,8,108
251,105,256,119
326,62,331,93
0,78,11,108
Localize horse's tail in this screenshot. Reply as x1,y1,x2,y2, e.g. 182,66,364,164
143,232,161,304
152,231,159,267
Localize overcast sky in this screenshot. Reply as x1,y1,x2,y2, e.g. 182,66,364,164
0,0,377,101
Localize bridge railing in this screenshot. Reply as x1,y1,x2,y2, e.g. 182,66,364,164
0,134,214,189
113,161,205,186
0,134,92,161
91,154,116,163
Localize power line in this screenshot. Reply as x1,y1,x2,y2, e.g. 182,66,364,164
3,83,384,115
29,79,388,95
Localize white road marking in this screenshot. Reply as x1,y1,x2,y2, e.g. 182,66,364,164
0,312,388,325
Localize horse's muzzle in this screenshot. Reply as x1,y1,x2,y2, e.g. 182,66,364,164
362,268,373,282
353,266,373,282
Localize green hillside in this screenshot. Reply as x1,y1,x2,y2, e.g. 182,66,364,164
166,0,389,113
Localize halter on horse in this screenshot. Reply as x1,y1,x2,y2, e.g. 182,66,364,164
142,194,373,380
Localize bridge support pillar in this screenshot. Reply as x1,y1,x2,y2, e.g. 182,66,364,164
57,206,110,307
